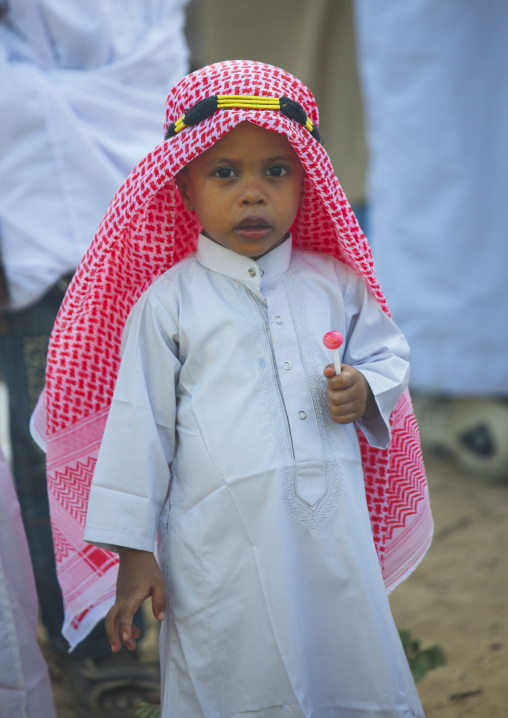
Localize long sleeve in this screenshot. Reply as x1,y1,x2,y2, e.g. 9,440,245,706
339,264,410,448
84,287,181,552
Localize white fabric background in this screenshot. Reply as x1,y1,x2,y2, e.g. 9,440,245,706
0,0,189,310
355,0,508,395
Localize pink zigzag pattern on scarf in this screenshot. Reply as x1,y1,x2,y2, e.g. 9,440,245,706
48,455,96,528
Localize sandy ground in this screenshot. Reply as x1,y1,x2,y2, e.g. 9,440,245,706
389,450,508,718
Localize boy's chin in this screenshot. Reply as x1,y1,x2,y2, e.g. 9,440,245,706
201,230,290,260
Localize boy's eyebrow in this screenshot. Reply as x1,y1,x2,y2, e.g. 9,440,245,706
204,154,300,167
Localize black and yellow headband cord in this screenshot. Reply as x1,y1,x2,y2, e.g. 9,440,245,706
164,94,323,144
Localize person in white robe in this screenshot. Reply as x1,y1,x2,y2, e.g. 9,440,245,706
354,0,508,477
0,441,57,718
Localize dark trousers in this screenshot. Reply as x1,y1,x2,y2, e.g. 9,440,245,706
0,280,120,657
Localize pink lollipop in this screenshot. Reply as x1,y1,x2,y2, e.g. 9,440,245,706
323,331,344,374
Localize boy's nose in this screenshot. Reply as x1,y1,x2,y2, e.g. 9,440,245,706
239,183,266,205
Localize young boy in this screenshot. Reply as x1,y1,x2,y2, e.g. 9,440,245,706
33,61,432,716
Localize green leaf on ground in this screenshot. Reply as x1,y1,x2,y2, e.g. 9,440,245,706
135,704,162,718
399,629,446,681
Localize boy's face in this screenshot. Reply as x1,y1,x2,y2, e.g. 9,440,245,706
176,122,305,259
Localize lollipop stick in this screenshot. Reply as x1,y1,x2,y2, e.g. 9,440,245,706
322,331,344,375
333,349,341,375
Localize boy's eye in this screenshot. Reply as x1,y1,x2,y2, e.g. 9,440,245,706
213,167,236,178
266,166,288,177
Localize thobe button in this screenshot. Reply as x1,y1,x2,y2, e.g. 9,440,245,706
247,267,257,277
283,361,292,370
259,268,265,276
274,315,283,324
298,411,307,420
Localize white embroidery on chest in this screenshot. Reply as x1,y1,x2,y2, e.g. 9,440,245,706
227,275,342,530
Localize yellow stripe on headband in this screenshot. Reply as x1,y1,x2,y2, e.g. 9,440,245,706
217,95,280,109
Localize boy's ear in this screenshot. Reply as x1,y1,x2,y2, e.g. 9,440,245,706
299,174,305,207
175,170,194,212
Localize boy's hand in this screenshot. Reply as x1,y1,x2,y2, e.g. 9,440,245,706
323,363,377,424
106,548,167,653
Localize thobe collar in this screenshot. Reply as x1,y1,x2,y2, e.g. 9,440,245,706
196,233,292,289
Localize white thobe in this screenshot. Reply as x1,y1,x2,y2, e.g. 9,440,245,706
0,0,188,310
85,235,423,717
354,0,508,395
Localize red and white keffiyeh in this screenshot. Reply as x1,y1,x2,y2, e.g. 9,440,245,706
32,61,433,648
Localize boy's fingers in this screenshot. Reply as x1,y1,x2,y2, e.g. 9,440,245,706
335,370,354,386
325,369,355,390
328,408,361,424
329,403,358,421
328,394,356,411
123,635,138,651
152,584,168,622
105,606,123,652
107,593,143,650
323,364,349,380
323,363,338,378
119,618,139,651
326,386,357,408
121,622,141,641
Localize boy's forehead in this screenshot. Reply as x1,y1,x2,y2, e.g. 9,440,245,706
197,121,297,159
216,121,283,139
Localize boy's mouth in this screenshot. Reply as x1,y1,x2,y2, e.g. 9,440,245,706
235,217,271,241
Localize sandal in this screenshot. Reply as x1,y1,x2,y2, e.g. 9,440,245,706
413,394,508,478
64,654,160,717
